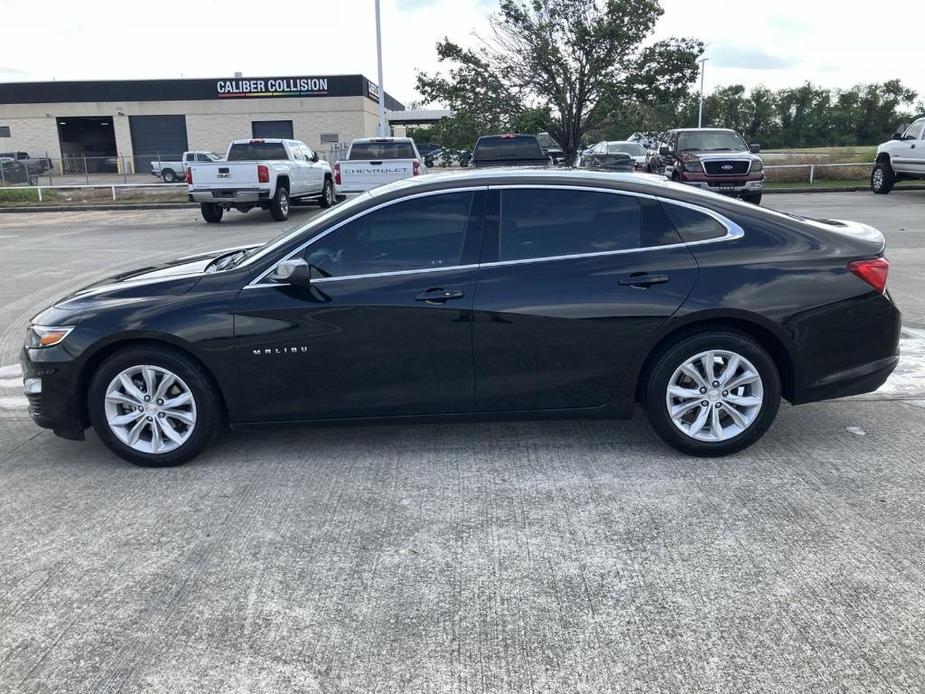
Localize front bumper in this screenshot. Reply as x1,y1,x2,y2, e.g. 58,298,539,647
679,174,764,195
20,345,87,440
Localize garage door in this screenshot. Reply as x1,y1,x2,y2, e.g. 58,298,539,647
129,115,189,173
252,120,294,139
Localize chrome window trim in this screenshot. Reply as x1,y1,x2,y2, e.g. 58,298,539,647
244,183,743,288
245,186,487,289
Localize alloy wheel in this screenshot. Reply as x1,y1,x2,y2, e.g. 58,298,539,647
665,350,763,442
872,168,884,191
103,365,197,454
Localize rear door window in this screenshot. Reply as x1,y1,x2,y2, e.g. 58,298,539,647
497,189,643,261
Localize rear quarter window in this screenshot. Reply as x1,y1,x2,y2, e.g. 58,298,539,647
662,202,728,243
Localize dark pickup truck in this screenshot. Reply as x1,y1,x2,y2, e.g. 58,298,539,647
658,128,764,204
471,134,552,168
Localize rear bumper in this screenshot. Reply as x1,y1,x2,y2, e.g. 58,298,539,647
189,188,269,203
791,354,899,404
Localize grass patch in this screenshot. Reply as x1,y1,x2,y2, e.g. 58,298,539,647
765,179,923,189
0,187,47,203
0,186,187,207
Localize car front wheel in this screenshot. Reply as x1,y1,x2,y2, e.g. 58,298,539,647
88,346,222,466
644,331,780,456
871,162,895,194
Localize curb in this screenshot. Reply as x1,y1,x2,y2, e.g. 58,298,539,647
765,185,925,194
0,202,197,213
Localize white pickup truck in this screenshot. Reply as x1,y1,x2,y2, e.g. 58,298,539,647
871,117,925,194
334,137,425,194
187,138,336,223
151,151,220,183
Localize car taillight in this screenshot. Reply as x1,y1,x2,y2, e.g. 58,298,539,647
185,167,192,184
848,257,889,294
334,162,341,185
412,159,420,176
257,164,269,183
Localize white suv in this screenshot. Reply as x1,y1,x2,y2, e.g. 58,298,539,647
871,117,925,194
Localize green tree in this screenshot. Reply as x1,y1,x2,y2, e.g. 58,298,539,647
416,0,702,163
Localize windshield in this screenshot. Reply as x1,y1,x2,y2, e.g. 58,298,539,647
227,142,289,161
535,133,561,151
606,142,645,156
348,141,416,159
677,131,748,152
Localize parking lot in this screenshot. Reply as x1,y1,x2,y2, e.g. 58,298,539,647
1,192,924,692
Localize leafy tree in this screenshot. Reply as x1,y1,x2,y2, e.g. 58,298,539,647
416,0,702,163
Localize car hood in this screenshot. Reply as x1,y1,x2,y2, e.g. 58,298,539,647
50,244,260,311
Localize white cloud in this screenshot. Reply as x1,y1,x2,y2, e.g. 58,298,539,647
0,0,921,109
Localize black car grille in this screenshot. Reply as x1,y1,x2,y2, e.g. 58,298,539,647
703,160,750,175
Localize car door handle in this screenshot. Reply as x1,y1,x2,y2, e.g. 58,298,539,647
619,273,669,287
415,288,465,304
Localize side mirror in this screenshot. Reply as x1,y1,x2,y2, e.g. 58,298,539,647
749,143,761,154
310,152,319,162
270,258,312,286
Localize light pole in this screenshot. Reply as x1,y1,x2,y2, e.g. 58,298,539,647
697,57,709,128
375,0,387,136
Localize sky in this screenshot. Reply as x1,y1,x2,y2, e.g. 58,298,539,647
0,0,922,108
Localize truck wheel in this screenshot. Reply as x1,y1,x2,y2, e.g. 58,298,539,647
28,175,38,186
161,169,177,183
200,203,223,224
741,192,762,206
319,178,335,208
270,185,290,221
871,162,895,194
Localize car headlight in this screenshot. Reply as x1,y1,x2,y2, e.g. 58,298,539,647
683,162,703,173
751,160,764,172
26,325,75,349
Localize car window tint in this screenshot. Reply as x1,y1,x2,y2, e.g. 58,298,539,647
304,192,474,277
499,189,642,261
662,202,728,242
348,142,416,159
227,143,289,161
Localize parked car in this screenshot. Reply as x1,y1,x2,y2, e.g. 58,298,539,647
0,151,51,175
871,117,925,194
21,168,899,466
0,157,37,185
658,128,765,205
334,137,425,194
151,151,220,183
424,147,471,168
580,141,647,170
577,151,635,172
187,138,335,223
536,133,566,164
471,134,551,168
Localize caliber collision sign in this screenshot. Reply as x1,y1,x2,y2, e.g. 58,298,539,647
216,77,330,98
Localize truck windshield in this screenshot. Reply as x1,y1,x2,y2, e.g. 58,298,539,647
227,142,289,161
474,137,544,161
677,131,748,152
348,142,416,159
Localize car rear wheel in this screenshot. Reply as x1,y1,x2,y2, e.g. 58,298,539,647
319,177,335,208
644,331,780,456
200,202,223,223
88,346,222,466
270,185,290,221
871,162,895,194
161,169,177,183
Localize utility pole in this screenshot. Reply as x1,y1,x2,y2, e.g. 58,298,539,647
375,0,387,136
697,57,709,128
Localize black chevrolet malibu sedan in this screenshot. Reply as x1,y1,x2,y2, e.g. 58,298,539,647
22,169,900,466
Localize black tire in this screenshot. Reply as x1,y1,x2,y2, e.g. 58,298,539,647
319,177,335,208
87,345,223,467
161,169,177,183
643,330,781,457
270,184,290,221
200,202,223,223
871,162,895,194
741,192,762,206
